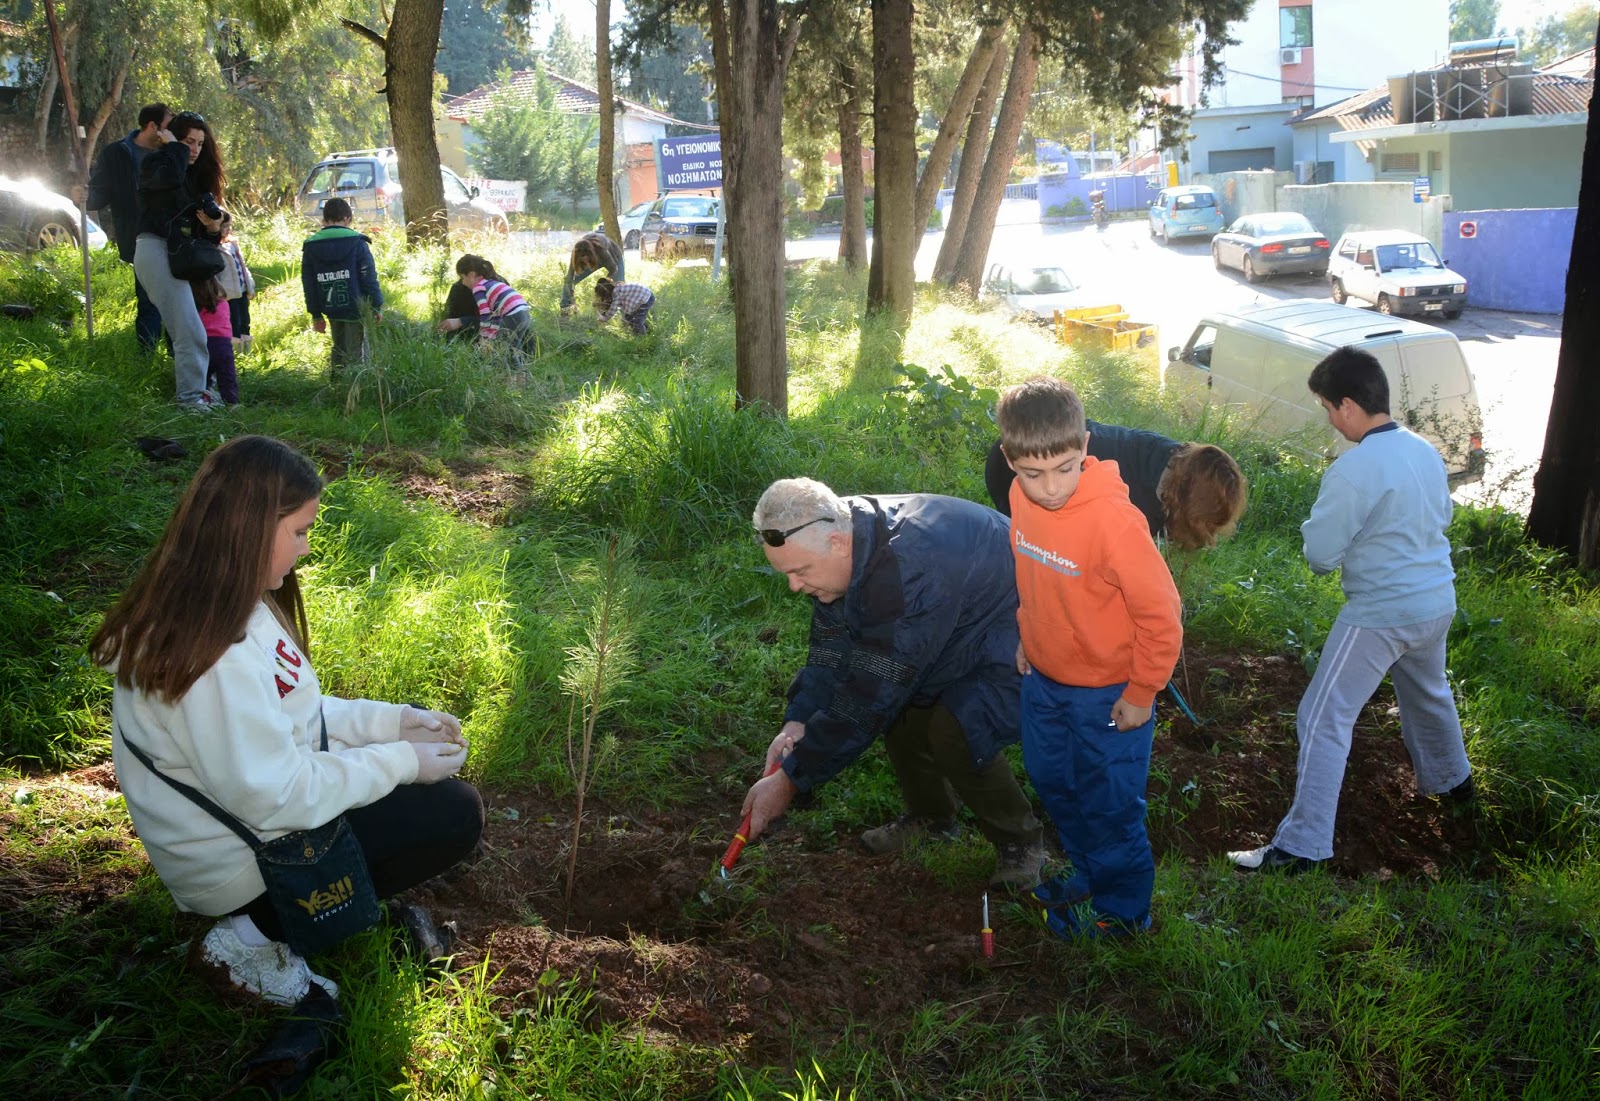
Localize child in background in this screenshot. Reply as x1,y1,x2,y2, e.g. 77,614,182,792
997,376,1183,939
193,275,238,406
217,214,255,356
301,197,382,372
593,277,655,335
437,254,531,352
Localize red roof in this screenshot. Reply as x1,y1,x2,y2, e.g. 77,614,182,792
442,69,714,130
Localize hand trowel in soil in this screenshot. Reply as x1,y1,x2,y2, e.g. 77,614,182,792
706,760,782,896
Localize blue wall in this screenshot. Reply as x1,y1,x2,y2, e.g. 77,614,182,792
1442,208,1575,315
1038,172,1162,219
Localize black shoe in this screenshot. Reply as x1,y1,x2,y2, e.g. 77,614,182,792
1227,844,1319,874
860,812,959,855
1443,776,1476,804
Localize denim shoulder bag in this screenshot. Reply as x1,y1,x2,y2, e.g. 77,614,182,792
119,709,379,957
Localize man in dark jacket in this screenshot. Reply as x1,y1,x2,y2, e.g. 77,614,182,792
301,198,383,371
740,478,1046,889
73,102,170,352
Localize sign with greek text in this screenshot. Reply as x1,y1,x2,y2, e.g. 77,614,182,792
657,137,723,190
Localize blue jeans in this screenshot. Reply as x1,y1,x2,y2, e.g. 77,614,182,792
134,273,163,353
1021,674,1155,924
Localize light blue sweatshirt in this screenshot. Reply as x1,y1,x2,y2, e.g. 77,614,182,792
1301,422,1456,627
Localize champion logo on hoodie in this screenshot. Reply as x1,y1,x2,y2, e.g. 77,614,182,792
1015,530,1081,576
274,638,303,699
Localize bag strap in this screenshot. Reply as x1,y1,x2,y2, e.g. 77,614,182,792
117,709,330,853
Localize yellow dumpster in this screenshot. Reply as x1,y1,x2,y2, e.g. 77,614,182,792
1053,304,1158,360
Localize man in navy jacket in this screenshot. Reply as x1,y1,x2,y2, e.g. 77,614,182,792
75,103,171,351
740,478,1046,889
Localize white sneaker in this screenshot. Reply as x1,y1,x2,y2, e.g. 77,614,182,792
193,922,339,1006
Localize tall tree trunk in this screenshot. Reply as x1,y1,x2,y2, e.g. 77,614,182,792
932,40,1007,284
707,0,734,138
596,0,619,242
946,27,1037,294
864,0,915,320
837,57,867,270
912,22,1002,251
1526,13,1600,567
35,53,60,155
83,49,135,160
726,0,794,413
346,0,448,247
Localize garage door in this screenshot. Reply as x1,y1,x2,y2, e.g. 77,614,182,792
1208,148,1276,173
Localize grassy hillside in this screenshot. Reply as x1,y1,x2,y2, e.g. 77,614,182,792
1,219,1596,1100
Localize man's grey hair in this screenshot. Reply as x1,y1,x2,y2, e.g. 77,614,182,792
752,477,851,552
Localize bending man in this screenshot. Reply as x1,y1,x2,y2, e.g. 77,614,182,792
740,478,1046,890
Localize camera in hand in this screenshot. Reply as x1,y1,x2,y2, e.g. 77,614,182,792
197,192,224,221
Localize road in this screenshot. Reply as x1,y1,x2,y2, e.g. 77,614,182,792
785,210,1559,512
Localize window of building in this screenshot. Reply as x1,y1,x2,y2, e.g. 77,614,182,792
1283,95,1314,109
1428,150,1444,172
1381,151,1420,175
1281,6,1313,48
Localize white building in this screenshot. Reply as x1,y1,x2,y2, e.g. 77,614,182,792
1163,0,1449,179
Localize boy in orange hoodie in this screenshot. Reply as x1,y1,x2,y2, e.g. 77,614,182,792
997,377,1183,938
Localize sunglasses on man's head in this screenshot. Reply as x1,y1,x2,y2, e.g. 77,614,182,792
757,517,834,547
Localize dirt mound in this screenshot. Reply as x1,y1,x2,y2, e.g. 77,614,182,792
403,643,1480,1057
1156,646,1480,879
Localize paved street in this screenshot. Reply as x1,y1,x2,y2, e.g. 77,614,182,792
786,210,1559,512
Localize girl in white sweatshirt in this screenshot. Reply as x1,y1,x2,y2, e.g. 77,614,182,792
91,435,483,1007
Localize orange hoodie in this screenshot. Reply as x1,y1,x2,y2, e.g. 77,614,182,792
1009,456,1182,708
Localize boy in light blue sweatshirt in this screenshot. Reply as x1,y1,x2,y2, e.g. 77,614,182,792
1229,347,1474,873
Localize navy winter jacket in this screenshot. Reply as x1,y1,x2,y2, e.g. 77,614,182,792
781,494,1022,793
301,226,383,321
86,130,147,261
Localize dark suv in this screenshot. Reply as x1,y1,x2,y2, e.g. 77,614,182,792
639,195,721,262
296,148,508,234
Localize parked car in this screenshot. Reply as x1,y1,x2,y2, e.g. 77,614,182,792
980,263,1085,322
295,148,509,234
1147,184,1225,244
594,201,652,249
640,195,721,262
1212,212,1331,282
1163,299,1484,481
1327,230,1467,319
0,176,108,252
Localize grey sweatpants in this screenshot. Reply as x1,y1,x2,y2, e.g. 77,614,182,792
1272,611,1471,861
133,234,209,405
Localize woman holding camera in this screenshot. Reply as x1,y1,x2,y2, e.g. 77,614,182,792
133,111,227,412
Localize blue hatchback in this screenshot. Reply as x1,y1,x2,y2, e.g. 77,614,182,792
1148,185,1225,245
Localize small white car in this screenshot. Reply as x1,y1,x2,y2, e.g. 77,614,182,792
1327,230,1467,319
980,263,1085,322
594,201,652,249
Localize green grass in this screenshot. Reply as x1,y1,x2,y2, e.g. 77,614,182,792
1,217,1597,1099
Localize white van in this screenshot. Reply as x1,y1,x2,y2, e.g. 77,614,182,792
1164,300,1485,481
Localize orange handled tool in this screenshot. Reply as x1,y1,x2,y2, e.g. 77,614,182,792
720,760,781,875
981,891,994,958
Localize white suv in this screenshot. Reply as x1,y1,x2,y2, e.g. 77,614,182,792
1327,230,1467,319
296,149,509,234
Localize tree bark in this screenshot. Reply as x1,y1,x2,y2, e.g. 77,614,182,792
945,27,1037,294
707,0,734,138
726,0,790,413
596,0,620,242
864,0,915,320
348,0,448,247
1526,13,1600,567
83,49,135,161
912,21,1003,251
932,38,1007,285
836,57,867,270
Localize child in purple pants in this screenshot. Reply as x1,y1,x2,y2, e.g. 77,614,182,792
194,276,238,406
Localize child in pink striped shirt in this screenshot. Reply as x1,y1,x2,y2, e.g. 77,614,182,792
437,254,531,352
